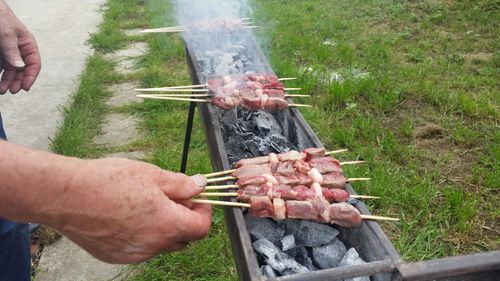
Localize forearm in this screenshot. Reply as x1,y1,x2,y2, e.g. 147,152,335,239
0,0,13,15
0,140,84,224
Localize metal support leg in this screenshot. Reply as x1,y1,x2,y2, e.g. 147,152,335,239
180,101,196,173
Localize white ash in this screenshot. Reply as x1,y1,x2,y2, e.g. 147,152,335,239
338,248,370,281
279,235,296,252
261,265,278,279
253,239,310,276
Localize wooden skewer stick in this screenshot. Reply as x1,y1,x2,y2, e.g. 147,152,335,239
340,160,365,165
360,215,399,222
286,94,310,98
139,94,211,98
141,28,188,33
205,184,239,190
351,195,380,199
204,169,237,178
200,193,379,200
278,77,297,81
206,176,237,183
159,84,208,89
325,149,349,155
204,160,363,178
136,95,209,103
192,199,251,208
135,88,209,92
193,199,398,221
199,192,239,197
289,104,312,108
348,178,371,182
284,88,302,91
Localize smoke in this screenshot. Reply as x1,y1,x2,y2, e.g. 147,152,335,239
172,0,262,78
174,0,253,25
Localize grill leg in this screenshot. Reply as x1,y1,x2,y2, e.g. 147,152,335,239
180,101,197,173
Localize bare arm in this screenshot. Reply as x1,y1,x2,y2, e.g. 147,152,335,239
0,140,212,264
0,0,41,94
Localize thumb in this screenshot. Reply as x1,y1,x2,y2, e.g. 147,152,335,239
0,34,25,68
159,173,207,201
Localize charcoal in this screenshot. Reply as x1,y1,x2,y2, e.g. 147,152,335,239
347,198,360,205
312,238,347,269
245,214,285,243
293,246,309,265
261,265,278,278
338,248,370,281
304,257,316,271
253,239,310,276
280,234,296,252
285,219,339,247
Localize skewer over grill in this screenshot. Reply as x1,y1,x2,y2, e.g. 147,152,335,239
135,73,311,111
141,17,256,33
189,147,396,228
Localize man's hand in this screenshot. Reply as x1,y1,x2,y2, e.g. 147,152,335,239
49,158,212,264
0,0,41,94
0,141,212,264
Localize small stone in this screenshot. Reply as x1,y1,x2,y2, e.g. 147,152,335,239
338,248,370,281
312,238,347,269
285,219,339,247
245,214,285,243
261,265,277,278
280,235,295,252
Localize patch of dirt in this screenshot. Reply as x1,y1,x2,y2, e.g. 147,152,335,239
412,122,444,139
464,52,493,64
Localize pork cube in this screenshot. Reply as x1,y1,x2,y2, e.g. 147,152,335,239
329,203,362,228
286,201,317,220
250,196,275,218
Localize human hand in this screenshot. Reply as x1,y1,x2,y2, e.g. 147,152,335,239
0,1,41,94
44,158,212,264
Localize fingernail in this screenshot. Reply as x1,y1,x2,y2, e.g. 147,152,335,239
14,60,25,68
191,174,207,188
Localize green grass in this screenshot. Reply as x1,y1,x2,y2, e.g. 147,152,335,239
50,55,119,157
251,0,499,260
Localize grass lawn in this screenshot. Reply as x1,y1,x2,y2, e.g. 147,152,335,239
52,0,498,280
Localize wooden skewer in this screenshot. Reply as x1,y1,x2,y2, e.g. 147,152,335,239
284,88,302,91
199,192,239,197
158,84,208,89
205,184,239,190
139,94,211,98
289,104,312,108
286,94,310,98
135,88,209,92
278,77,297,81
360,215,399,222
192,199,251,208
136,95,209,103
340,160,365,165
200,193,379,200
325,149,349,155
351,195,379,199
204,160,363,178
193,199,398,221
244,25,260,29
141,28,188,33
206,176,368,184
204,169,236,178
348,178,371,182
206,176,236,183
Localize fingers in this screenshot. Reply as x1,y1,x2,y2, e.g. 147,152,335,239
157,172,207,201
18,32,40,91
171,201,212,242
8,70,24,94
0,31,25,68
0,67,17,94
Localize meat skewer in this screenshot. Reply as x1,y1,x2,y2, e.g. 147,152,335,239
135,73,310,111
199,191,380,200
136,95,312,110
141,17,255,33
191,199,399,226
